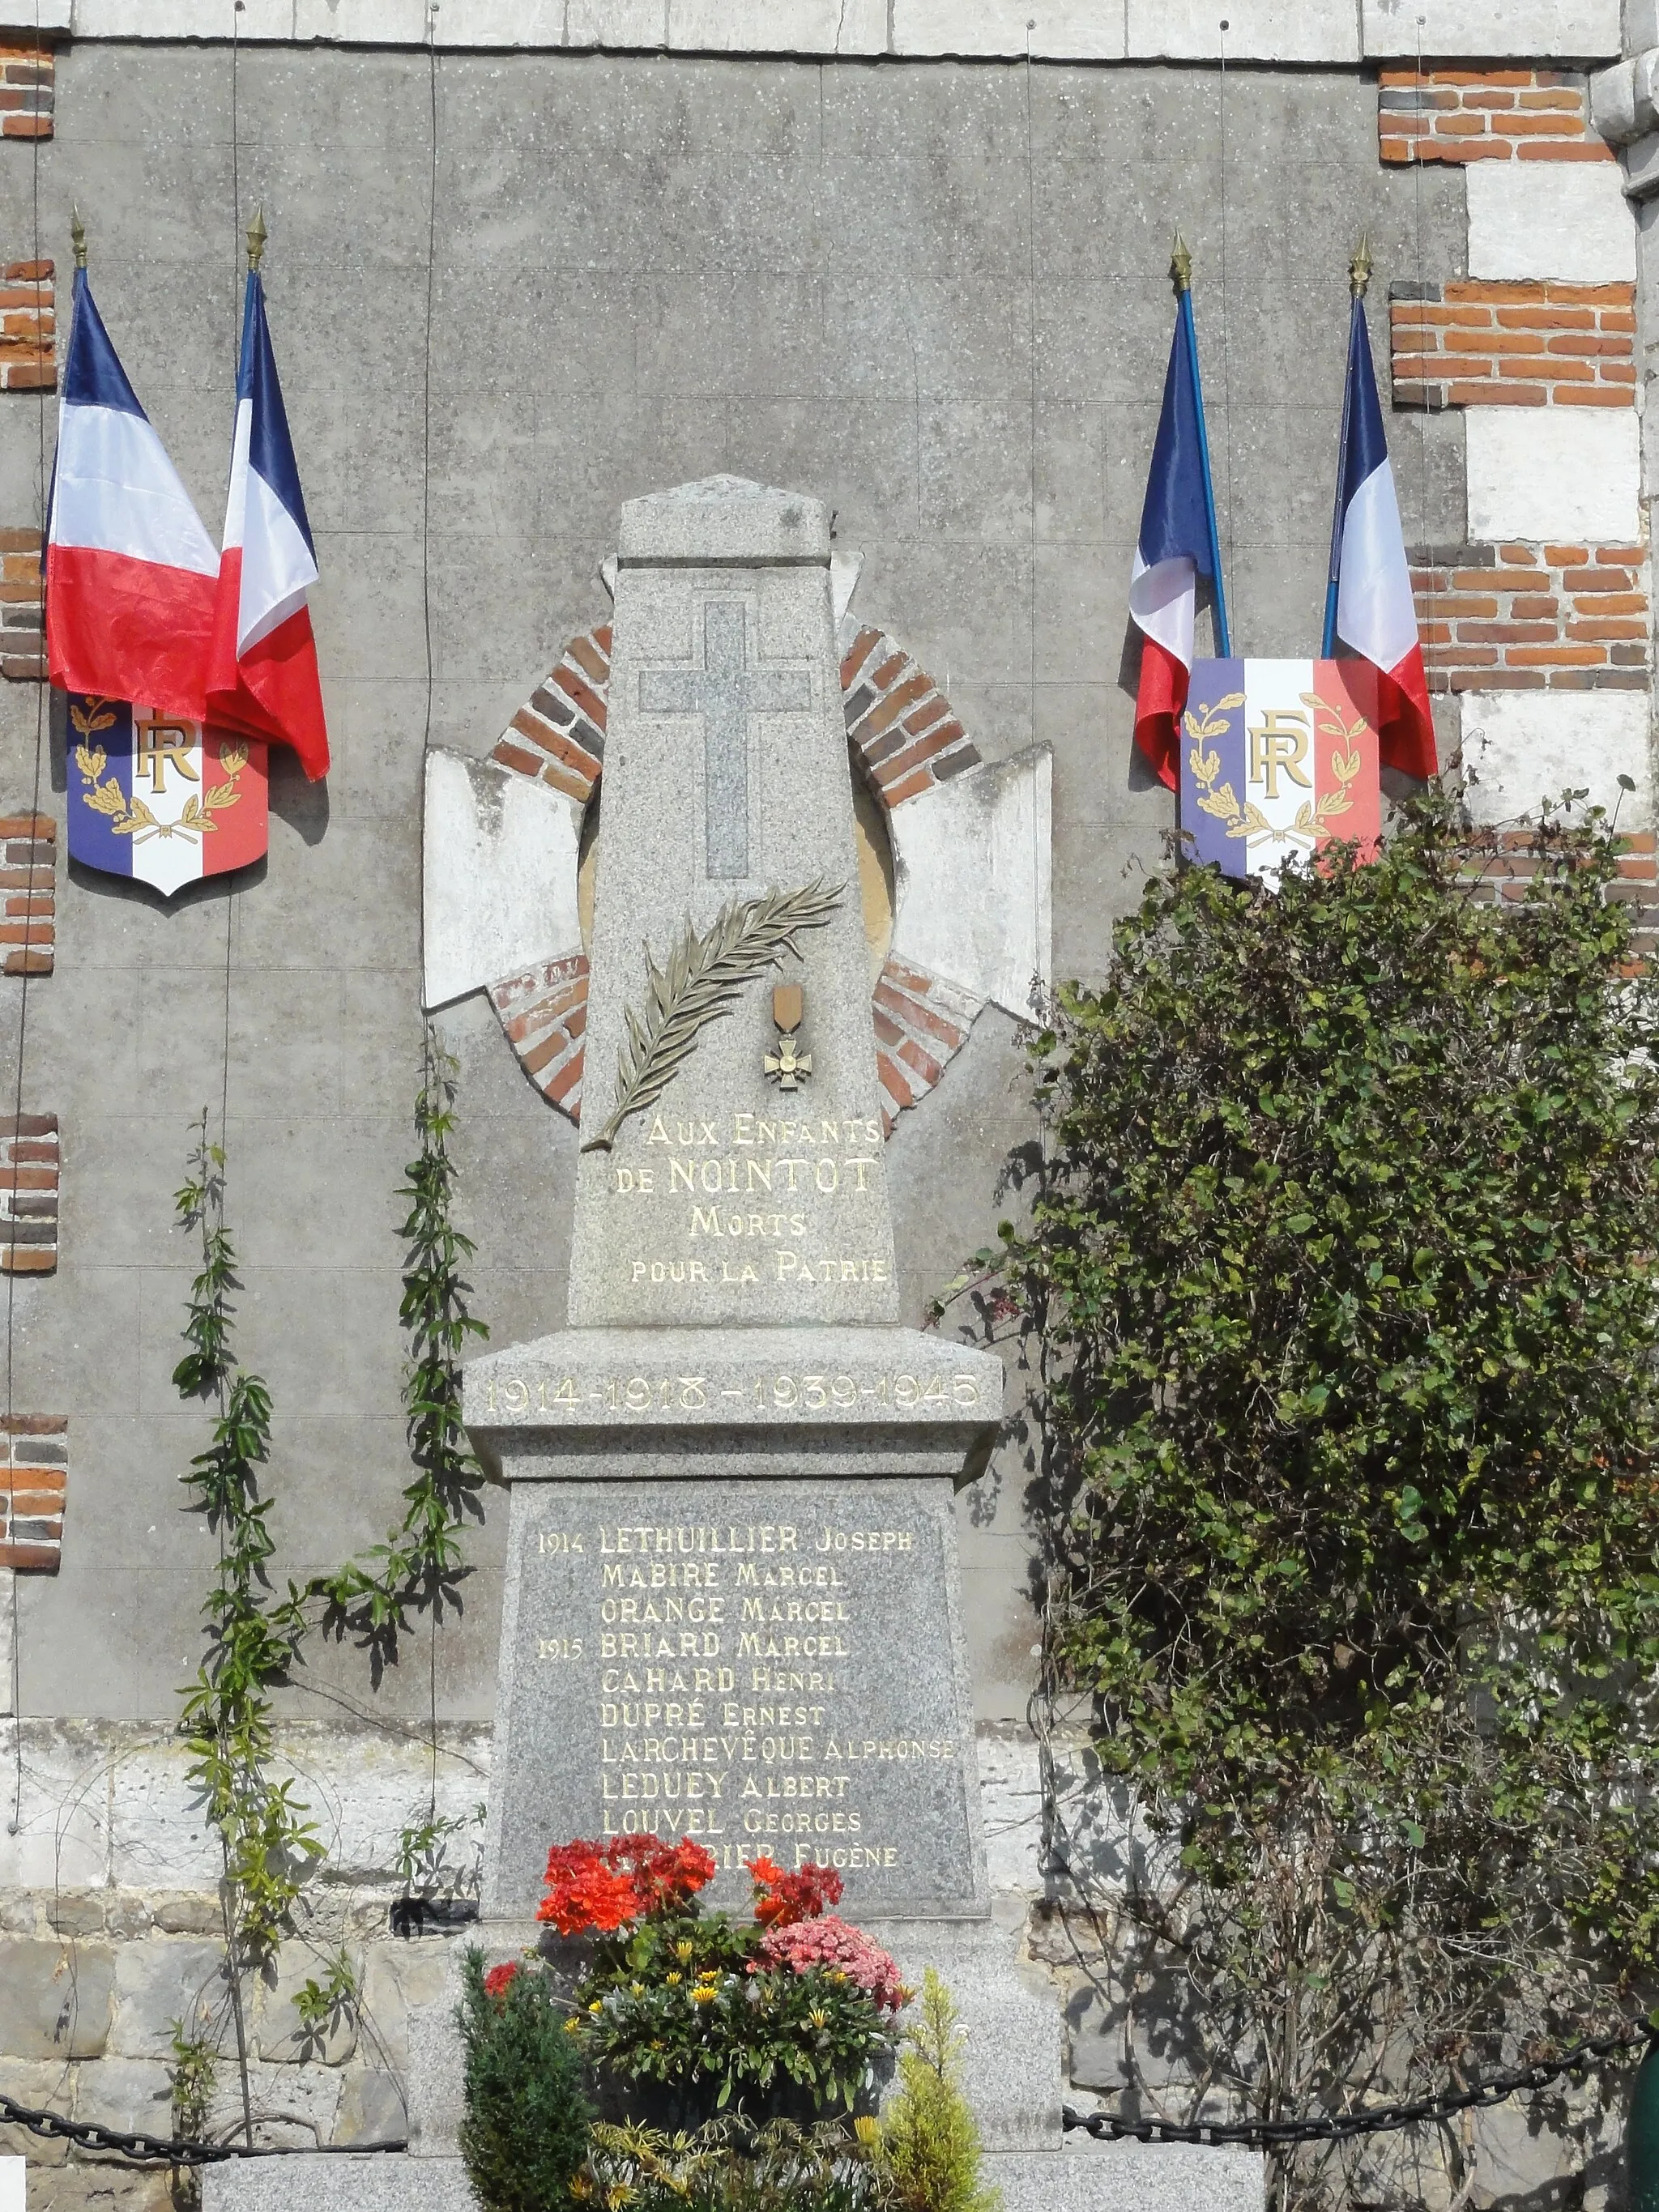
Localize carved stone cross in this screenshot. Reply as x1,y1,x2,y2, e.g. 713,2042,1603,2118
638,601,812,879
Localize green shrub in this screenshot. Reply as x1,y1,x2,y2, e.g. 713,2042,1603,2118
979,791,1659,2207
457,1950,594,2212
876,1972,997,2212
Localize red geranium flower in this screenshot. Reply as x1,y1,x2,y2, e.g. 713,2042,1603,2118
482,1961,519,2001
537,1835,717,1934
745,1853,844,1929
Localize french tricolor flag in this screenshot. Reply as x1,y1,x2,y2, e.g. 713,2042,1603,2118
46,269,219,719
1128,266,1229,791
1324,291,1436,780
206,262,329,781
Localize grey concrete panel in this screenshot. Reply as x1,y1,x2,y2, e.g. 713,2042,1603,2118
0,38,1467,1755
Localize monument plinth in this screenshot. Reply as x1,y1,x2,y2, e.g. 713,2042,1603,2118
467,475,1000,1924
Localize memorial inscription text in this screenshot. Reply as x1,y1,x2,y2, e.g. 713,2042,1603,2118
505,1487,975,1899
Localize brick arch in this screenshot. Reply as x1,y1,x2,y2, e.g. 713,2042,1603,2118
484,618,986,1136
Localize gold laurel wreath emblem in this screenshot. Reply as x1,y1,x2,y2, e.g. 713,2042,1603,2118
70,699,248,844
1185,688,1367,851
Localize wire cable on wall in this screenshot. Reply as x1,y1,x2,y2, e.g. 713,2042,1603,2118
421,0,442,1835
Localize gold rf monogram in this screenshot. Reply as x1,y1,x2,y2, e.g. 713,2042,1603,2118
1247,708,1313,800
133,718,198,795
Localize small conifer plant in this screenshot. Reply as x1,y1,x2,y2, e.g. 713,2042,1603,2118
876,1971,1000,2212
457,1949,594,2212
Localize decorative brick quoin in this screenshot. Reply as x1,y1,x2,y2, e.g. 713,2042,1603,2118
1378,67,1611,164
0,1413,66,1571
0,810,53,974
0,259,53,392
1390,281,1635,410
0,1113,56,1275
0,41,53,139
0,525,42,679
1411,543,1649,695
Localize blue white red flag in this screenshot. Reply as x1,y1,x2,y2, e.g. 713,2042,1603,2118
66,694,267,898
1129,283,1228,789
1324,298,1435,779
206,266,329,780
1179,658,1382,889
46,271,218,719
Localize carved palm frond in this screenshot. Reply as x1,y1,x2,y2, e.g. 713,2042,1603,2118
582,880,844,1153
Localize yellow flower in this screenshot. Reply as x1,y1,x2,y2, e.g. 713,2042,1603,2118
693,1986,718,2005
665,1972,682,1986
588,2000,602,2014
563,2018,583,2035
629,1982,645,1997
675,1940,694,1962
808,2009,828,2028
853,2117,880,2147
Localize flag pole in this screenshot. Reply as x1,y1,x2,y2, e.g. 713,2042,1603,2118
1323,236,1371,656
1173,232,1231,658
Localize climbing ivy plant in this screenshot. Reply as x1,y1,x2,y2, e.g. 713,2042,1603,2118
304,1039,488,1673
173,1039,489,2133
173,1114,322,2138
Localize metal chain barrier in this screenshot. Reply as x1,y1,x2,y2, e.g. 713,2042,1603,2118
2,2019,1653,2168
0,2091,407,2167
1064,2018,1659,2149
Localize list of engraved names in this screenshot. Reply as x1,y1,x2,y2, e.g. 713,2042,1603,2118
510,1487,976,1903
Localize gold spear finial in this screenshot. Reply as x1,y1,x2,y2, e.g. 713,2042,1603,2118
1170,230,1193,295
1350,234,1372,299
246,205,267,272
69,206,86,270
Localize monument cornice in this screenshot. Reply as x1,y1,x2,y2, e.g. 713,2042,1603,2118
464,1324,1004,1489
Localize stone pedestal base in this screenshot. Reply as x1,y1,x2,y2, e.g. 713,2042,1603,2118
203,1912,1265,2212
203,2140,1264,2212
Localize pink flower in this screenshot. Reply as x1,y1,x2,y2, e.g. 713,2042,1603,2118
756,1915,906,2014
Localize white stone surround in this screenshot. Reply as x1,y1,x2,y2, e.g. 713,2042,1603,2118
0,0,1624,58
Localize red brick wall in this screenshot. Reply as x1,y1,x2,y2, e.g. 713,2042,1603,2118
0,1414,66,1572
0,525,41,679
0,810,53,975
1413,543,1649,695
1379,66,1611,164
0,1112,56,1275
0,258,52,392
1390,281,1635,410
0,41,53,140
